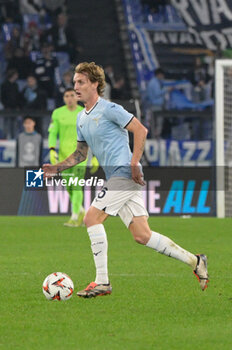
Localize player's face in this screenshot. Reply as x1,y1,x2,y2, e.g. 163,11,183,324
63,91,78,107
73,73,98,104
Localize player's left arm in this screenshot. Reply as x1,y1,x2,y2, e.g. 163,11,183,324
125,117,148,185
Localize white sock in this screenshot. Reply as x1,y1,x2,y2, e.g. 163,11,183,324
87,224,109,284
146,231,197,268
71,213,78,220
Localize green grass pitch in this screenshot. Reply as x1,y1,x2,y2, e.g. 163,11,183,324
0,216,232,350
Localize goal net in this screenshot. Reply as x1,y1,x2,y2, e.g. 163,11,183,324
215,60,232,217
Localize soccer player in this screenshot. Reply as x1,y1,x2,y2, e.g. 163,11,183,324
48,88,86,227
43,62,209,297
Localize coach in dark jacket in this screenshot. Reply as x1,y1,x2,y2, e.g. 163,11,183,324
1,69,22,109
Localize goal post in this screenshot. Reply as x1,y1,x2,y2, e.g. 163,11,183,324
215,59,232,218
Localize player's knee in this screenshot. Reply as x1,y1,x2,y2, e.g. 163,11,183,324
133,234,146,245
83,213,92,227
129,221,151,245
83,211,102,227
133,231,151,245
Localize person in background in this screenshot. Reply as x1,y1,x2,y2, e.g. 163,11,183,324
22,75,47,110
34,42,60,98
7,47,34,80
145,68,172,138
46,13,78,63
4,26,22,60
191,57,211,103
146,68,167,110
0,1,21,23
22,21,42,54
111,75,127,99
105,65,116,89
191,57,209,87
16,116,42,167
1,69,22,109
48,88,89,227
55,70,73,107
43,0,66,22
1,68,23,138
104,65,128,100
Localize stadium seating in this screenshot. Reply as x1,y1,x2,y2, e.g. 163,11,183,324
1,23,16,42
67,0,127,72
122,0,190,92
22,13,51,30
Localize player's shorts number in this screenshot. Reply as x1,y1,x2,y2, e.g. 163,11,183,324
97,187,108,199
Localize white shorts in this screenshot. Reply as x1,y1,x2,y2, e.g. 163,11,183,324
92,177,148,227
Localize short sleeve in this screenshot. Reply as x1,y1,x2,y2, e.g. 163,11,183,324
76,114,85,142
106,103,134,128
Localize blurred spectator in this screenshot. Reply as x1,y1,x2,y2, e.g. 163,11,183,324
4,26,22,60
22,75,47,109
45,13,79,62
105,65,128,100
55,70,73,106
191,57,212,103
16,116,42,167
145,68,174,138
7,47,34,79
192,80,208,103
0,1,21,23
21,21,42,54
145,68,167,110
44,0,66,19
1,69,22,109
105,65,116,88
10,26,21,47
34,42,60,98
111,75,128,99
191,57,210,86
103,83,111,100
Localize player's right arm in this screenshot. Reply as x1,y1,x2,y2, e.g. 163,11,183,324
43,141,88,178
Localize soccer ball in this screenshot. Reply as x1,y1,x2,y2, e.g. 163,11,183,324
42,272,74,301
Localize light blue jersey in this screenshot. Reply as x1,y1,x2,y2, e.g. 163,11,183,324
76,98,134,180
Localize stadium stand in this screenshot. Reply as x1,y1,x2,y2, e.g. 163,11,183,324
0,0,134,140
118,0,215,139
0,0,217,143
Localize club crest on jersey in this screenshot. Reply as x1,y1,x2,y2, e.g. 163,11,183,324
92,116,102,126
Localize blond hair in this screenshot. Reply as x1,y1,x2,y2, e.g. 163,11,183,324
75,62,106,96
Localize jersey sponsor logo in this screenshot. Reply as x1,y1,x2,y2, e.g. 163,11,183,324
26,168,44,188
